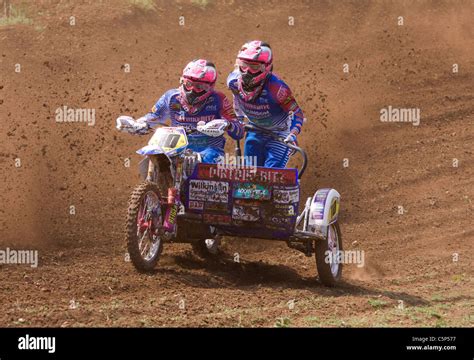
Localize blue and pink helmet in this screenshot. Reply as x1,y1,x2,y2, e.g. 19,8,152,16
179,59,217,112
236,40,273,100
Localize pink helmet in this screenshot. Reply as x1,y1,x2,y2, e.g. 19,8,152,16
179,59,217,112
236,40,273,100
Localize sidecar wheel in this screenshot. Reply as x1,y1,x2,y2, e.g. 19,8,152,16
126,182,164,272
315,222,343,286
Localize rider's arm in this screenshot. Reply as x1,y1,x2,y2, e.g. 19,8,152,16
273,81,305,137
226,70,245,119
232,94,246,119
226,71,247,138
135,90,173,129
216,91,244,140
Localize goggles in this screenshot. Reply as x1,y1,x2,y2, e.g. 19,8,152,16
182,78,211,93
237,59,265,74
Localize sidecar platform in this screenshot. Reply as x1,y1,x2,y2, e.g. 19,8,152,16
182,163,300,240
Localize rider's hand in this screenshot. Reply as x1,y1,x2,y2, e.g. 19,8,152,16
116,116,149,135
197,119,229,137
132,122,150,135
132,117,151,135
284,133,298,156
116,116,135,132
284,133,297,144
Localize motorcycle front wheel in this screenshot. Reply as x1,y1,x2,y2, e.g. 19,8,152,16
126,182,164,272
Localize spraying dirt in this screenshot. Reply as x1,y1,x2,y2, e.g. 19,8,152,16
0,0,472,327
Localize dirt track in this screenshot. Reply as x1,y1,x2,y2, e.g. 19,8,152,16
0,0,473,327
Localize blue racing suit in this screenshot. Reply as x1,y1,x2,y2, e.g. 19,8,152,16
137,89,243,163
227,71,305,168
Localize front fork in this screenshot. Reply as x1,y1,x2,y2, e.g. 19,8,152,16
146,156,183,237
162,187,179,234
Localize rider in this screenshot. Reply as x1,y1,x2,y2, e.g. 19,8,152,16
117,59,244,163
227,40,305,168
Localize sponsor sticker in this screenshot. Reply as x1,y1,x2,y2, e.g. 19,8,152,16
197,164,297,185
252,117,272,127
188,200,204,210
170,103,181,111
276,85,291,103
203,214,232,225
266,216,292,226
274,187,299,204
312,212,324,220
233,183,271,200
188,135,210,147
274,204,296,217
312,190,331,220
314,189,330,203
204,202,229,212
232,205,260,221
205,105,217,111
234,199,261,207
311,202,325,220
189,180,229,203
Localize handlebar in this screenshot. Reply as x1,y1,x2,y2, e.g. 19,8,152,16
183,127,200,135
243,123,308,179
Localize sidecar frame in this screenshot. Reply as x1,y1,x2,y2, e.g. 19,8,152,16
177,162,341,257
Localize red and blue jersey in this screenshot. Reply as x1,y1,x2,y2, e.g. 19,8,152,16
139,89,243,150
227,71,304,136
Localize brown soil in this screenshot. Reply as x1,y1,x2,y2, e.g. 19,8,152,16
0,0,473,327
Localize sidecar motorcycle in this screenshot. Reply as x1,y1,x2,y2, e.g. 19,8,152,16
122,121,343,286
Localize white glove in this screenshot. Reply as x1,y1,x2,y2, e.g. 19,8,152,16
284,133,298,155
197,119,229,137
116,116,149,135
284,133,297,144
116,116,134,132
